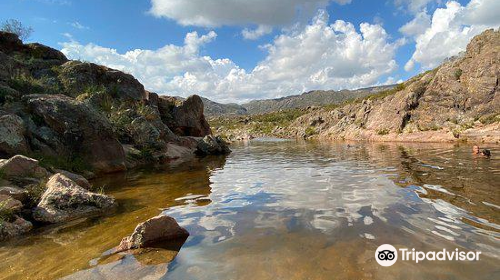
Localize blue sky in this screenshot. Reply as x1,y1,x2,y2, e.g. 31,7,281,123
1,0,498,103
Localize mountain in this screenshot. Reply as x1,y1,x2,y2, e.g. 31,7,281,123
201,97,247,116
241,85,396,115
201,85,395,117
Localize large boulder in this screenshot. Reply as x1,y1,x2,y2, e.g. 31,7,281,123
0,155,48,179
25,94,126,173
0,215,32,241
196,135,231,156
0,114,29,157
33,173,116,223
117,214,189,252
160,95,212,137
59,61,146,101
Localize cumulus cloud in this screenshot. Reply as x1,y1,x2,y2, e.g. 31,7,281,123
404,0,500,71
242,25,273,40
149,0,351,27
61,10,402,103
399,11,431,36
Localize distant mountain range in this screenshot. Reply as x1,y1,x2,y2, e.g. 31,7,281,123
201,85,396,116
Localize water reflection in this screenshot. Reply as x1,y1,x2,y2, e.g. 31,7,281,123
0,140,498,280
0,156,226,279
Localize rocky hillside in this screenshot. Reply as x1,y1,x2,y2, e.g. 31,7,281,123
202,85,395,117
0,31,229,175
283,29,499,143
240,85,395,115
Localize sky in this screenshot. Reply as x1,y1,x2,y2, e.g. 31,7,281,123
1,0,499,104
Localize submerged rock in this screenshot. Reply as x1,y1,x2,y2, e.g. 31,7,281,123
33,173,116,223
117,214,189,252
196,135,231,156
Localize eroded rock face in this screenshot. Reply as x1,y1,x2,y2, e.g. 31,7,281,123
0,155,48,179
196,135,231,156
117,215,189,252
0,114,29,157
25,94,126,173
59,61,146,101
33,173,116,223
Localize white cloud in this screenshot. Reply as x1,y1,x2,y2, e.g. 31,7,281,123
404,0,500,71
149,0,351,27
242,25,273,40
399,11,431,36
61,10,402,104
70,21,89,30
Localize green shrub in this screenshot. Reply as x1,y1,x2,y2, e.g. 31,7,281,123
305,126,317,137
376,128,390,135
454,69,463,80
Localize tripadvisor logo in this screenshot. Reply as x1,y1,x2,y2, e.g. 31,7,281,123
375,244,481,267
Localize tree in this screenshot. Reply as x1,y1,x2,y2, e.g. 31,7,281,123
1,19,33,41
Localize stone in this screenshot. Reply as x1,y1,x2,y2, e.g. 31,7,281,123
33,173,116,223
59,61,146,101
160,95,212,137
196,135,231,156
0,194,23,212
0,186,28,202
54,169,92,190
25,94,126,173
0,155,48,179
0,215,32,241
117,214,189,252
0,114,29,157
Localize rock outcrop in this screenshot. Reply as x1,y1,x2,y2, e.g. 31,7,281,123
0,155,48,179
286,29,500,143
0,31,228,174
117,214,189,252
33,173,116,223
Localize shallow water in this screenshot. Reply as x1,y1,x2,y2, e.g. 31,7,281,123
0,140,499,279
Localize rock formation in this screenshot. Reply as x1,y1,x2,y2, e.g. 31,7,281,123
0,31,230,175
286,29,499,143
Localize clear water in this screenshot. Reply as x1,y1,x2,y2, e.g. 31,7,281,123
1,139,499,279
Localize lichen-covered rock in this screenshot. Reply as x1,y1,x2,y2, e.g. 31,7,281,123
117,215,189,252
33,173,116,223
0,215,32,241
0,155,48,179
25,94,126,173
196,135,231,156
0,114,29,156
53,169,92,190
59,61,146,101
